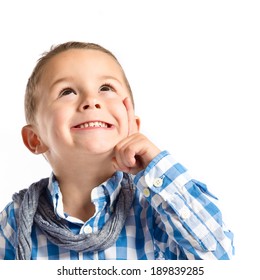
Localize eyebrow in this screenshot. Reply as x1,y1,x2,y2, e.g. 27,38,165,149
49,75,123,91
98,75,123,85
49,77,71,90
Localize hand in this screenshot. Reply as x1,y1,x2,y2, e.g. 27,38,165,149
112,97,161,174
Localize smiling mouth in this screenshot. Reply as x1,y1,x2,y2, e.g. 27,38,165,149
73,121,112,129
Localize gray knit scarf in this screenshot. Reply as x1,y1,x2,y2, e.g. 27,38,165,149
12,173,134,260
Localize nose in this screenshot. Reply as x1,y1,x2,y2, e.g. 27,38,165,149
82,103,101,110
80,96,102,111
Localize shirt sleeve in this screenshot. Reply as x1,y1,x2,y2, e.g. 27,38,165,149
0,202,17,260
134,150,235,260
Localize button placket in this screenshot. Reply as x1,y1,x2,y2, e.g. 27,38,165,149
143,188,151,197
83,224,93,234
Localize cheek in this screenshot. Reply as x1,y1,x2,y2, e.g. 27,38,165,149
50,104,74,124
107,99,129,134
37,108,70,140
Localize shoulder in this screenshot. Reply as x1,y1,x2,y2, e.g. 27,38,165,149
0,200,20,247
1,177,50,231
0,200,19,226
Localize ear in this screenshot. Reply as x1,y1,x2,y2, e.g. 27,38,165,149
21,125,48,154
135,116,141,132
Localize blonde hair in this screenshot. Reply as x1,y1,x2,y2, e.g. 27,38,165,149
24,41,134,124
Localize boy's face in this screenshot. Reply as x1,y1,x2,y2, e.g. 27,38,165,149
32,49,137,162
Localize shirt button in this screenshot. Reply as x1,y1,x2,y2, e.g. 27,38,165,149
83,225,93,234
153,178,163,187
143,188,150,197
180,209,190,220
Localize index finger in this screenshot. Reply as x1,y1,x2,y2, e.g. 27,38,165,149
123,97,138,136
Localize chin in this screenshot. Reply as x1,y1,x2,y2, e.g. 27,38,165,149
81,145,114,156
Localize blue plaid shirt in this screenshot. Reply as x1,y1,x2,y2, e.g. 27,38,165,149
0,151,234,260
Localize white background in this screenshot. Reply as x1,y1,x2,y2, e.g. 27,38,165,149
0,0,259,268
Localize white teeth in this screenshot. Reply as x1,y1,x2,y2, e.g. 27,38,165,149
78,121,108,128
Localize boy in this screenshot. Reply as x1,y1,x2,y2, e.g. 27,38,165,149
0,41,234,260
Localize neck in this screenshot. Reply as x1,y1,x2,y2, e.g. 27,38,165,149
50,152,116,221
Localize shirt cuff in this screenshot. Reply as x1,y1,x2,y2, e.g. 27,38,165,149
134,150,190,190
133,150,221,252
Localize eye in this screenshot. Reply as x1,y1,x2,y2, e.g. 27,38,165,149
59,88,77,97
99,83,115,92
